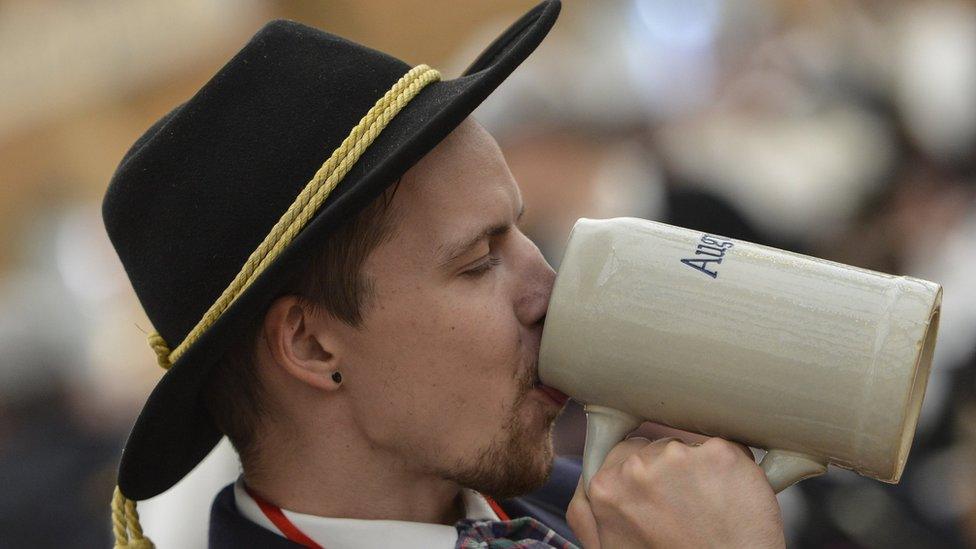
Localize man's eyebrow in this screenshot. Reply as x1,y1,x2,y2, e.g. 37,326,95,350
437,202,525,267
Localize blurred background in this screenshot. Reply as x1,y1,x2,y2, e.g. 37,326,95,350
1,0,974,547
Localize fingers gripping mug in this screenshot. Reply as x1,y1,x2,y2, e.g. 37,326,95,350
538,218,942,493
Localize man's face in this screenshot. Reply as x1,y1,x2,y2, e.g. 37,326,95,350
337,118,563,497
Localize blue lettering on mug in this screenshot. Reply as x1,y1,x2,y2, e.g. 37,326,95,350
681,234,734,279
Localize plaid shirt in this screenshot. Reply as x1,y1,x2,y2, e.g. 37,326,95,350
455,517,579,548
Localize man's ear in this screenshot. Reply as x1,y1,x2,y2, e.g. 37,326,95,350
262,295,343,391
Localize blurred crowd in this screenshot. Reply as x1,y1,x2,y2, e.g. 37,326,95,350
1,0,974,547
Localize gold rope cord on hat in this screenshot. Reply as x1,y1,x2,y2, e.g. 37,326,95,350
112,63,441,549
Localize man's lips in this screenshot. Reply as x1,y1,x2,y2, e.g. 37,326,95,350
534,381,570,406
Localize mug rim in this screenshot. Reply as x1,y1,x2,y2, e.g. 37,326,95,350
887,286,942,483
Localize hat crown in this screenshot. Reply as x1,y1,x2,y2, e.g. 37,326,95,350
103,20,410,346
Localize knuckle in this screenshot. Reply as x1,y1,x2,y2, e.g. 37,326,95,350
586,472,618,507
565,512,589,541
621,453,647,479
662,439,690,460
606,437,650,463
566,498,585,524
701,437,739,461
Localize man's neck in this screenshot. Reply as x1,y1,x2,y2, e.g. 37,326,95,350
243,419,466,525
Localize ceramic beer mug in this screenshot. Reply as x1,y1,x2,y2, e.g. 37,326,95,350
538,217,942,493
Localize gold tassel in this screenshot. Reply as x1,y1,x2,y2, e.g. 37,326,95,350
112,486,155,549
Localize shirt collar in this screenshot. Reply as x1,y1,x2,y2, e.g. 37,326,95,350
233,478,500,549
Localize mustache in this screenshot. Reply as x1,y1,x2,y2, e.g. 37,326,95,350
516,358,539,397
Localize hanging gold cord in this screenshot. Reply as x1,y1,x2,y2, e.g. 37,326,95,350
110,64,441,548
112,487,153,549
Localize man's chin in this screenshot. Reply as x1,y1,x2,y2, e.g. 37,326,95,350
480,452,555,500
453,423,557,500
486,426,558,499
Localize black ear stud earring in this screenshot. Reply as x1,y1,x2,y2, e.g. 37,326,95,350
332,371,343,384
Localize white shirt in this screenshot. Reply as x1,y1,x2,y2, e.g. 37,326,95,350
233,478,500,549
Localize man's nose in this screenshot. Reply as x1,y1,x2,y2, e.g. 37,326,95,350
516,238,557,327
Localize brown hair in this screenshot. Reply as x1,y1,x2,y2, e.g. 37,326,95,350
203,183,401,470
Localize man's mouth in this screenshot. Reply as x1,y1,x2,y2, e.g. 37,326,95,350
533,376,570,406
526,332,568,407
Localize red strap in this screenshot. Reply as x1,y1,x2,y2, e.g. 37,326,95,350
244,485,509,547
244,485,325,549
483,495,510,521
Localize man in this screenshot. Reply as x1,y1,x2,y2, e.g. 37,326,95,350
103,1,784,547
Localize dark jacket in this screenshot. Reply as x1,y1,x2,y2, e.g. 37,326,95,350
209,456,582,548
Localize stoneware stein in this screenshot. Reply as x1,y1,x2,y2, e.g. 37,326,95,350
538,217,942,493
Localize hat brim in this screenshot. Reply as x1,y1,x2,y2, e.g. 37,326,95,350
119,0,561,500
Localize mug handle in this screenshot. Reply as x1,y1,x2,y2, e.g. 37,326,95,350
582,404,828,494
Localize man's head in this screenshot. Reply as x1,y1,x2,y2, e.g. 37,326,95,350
206,117,562,498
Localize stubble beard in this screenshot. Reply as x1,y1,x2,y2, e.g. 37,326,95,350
445,364,563,499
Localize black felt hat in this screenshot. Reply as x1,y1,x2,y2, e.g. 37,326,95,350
103,0,561,501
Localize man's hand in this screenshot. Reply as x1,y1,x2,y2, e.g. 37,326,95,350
567,437,785,548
